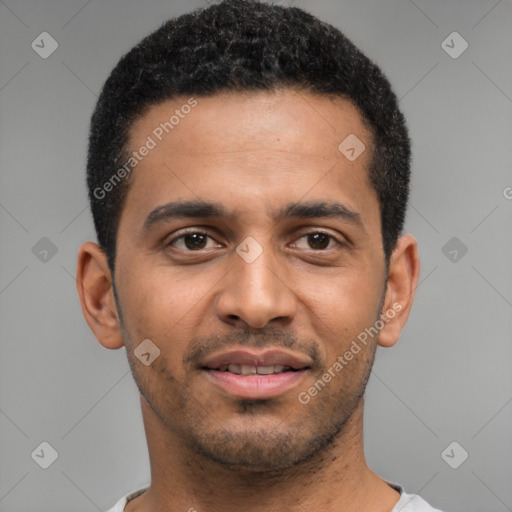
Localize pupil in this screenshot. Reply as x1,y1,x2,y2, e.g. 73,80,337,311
185,233,207,250
308,233,329,249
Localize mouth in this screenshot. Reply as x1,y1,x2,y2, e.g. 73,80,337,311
211,364,301,375
200,349,312,400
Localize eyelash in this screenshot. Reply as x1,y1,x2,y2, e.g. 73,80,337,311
166,229,343,252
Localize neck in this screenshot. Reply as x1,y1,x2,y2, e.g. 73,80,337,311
126,396,399,512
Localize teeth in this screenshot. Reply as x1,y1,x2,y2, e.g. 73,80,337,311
240,364,257,375
256,366,275,375
216,364,292,374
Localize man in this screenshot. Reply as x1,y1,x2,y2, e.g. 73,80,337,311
76,1,441,510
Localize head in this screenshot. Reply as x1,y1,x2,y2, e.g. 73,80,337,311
77,0,419,472
87,0,411,272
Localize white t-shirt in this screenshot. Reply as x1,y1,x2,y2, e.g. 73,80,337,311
105,482,443,511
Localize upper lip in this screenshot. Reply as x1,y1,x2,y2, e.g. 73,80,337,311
201,348,312,370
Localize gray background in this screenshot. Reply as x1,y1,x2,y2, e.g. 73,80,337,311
0,0,511,511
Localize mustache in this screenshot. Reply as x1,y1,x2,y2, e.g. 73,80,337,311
183,327,322,368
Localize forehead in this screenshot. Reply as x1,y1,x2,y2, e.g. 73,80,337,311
120,89,378,233
129,89,371,160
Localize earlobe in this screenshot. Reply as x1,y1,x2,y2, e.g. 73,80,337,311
76,242,124,349
377,234,420,348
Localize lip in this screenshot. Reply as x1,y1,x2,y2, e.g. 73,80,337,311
200,348,312,400
201,348,312,370
203,369,308,399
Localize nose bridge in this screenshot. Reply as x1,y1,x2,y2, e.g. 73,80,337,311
216,235,296,328
239,241,280,296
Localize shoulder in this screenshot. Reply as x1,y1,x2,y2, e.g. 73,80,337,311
104,487,149,512
387,481,443,512
392,491,444,511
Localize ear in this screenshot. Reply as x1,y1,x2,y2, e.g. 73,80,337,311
377,234,420,348
76,242,124,349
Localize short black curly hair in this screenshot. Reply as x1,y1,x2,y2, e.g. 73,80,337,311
87,0,411,271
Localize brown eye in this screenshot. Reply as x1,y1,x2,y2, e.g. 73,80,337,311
183,233,207,250
307,233,330,250
169,232,217,251
294,232,339,250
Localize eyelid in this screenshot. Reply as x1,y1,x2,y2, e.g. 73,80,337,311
291,230,344,250
163,226,347,251
164,227,220,247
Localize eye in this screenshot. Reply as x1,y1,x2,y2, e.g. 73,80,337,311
293,232,340,250
168,231,220,251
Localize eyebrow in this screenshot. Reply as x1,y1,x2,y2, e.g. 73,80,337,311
277,201,363,227
143,200,228,231
142,199,364,231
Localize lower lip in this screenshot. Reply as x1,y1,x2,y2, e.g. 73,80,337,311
203,369,308,399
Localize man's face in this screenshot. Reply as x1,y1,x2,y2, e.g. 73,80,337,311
113,89,387,470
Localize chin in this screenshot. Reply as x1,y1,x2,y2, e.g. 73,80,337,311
184,414,346,474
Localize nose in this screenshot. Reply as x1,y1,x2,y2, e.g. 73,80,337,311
215,242,297,330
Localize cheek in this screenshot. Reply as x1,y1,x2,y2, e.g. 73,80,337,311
303,267,381,320
115,263,215,351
